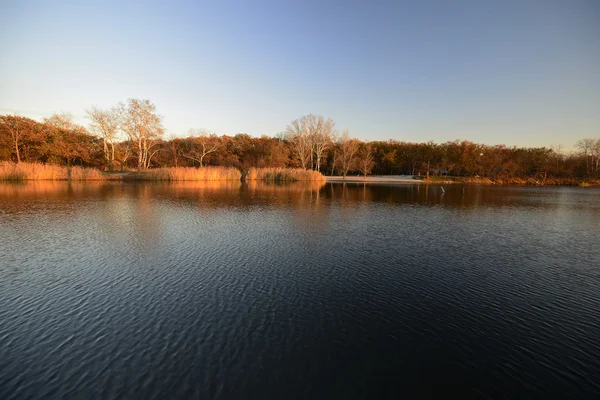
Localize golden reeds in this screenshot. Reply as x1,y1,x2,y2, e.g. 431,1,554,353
246,168,326,181
130,166,242,181
0,162,107,181
0,163,327,183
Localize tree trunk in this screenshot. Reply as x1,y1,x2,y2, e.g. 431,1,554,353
14,139,21,163
110,142,115,171
138,138,143,171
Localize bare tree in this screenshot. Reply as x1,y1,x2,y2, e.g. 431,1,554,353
577,138,596,176
86,106,120,170
286,116,312,169
358,145,375,179
286,114,336,171
307,114,335,172
183,129,220,167
336,130,360,178
118,99,164,171
594,139,600,174
44,112,74,130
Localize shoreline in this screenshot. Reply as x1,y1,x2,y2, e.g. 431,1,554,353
326,175,599,187
326,175,420,183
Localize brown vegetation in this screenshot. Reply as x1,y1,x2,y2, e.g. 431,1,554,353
421,175,600,186
127,166,241,181
246,168,326,182
0,161,107,181
1,103,599,185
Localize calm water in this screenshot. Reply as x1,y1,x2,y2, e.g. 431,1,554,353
1,181,599,399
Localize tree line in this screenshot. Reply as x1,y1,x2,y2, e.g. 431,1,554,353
1,98,598,180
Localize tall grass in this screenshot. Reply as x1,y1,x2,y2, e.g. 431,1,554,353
246,168,326,182
0,162,107,181
130,166,242,181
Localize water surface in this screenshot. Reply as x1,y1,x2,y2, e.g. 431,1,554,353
1,181,599,398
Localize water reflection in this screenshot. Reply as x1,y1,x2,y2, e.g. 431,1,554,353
2,181,599,213
1,181,600,399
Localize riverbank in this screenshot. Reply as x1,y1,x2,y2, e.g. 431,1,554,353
327,175,420,183
325,174,600,187
419,175,600,187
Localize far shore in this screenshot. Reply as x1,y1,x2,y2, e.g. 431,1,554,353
327,174,600,187
327,175,420,183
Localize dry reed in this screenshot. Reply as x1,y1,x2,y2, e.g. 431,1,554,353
246,168,326,181
0,162,107,181
131,166,242,181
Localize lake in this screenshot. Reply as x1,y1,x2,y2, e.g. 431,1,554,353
1,181,599,399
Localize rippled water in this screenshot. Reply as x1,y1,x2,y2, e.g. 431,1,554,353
1,181,599,399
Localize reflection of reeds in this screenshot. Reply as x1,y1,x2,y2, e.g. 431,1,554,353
245,180,326,192
0,181,113,198
127,167,242,181
0,162,106,181
246,168,326,181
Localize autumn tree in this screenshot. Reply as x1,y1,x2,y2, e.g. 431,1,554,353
0,114,36,163
167,135,183,167
86,106,120,170
119,99,164,170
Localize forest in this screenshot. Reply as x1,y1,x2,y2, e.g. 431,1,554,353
1,98,599,183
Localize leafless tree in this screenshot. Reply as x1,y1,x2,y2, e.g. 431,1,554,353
358,145,375,179
286,116,312,169
307,114,335,172
577,138,596,176
286,114,335,170
593,139,600,174
336,130,360,178
86,106,120,170
118,99,164,171
44,112,74,130
183,129,220,167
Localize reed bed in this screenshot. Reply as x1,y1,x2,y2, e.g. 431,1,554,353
0,162,107,181
246,168,326,182
131,166,242,181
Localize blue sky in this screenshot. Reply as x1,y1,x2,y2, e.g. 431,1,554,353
1,0,598,150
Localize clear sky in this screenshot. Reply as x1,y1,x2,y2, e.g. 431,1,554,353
1,0,598,150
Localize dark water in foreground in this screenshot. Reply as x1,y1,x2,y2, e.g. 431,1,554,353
1,181,599,399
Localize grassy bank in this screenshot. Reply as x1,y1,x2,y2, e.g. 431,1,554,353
246,168,326,182
0,162,107,181
420,175,600,187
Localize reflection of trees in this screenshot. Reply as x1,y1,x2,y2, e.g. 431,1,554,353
326,183,543,209
1,181,563,220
